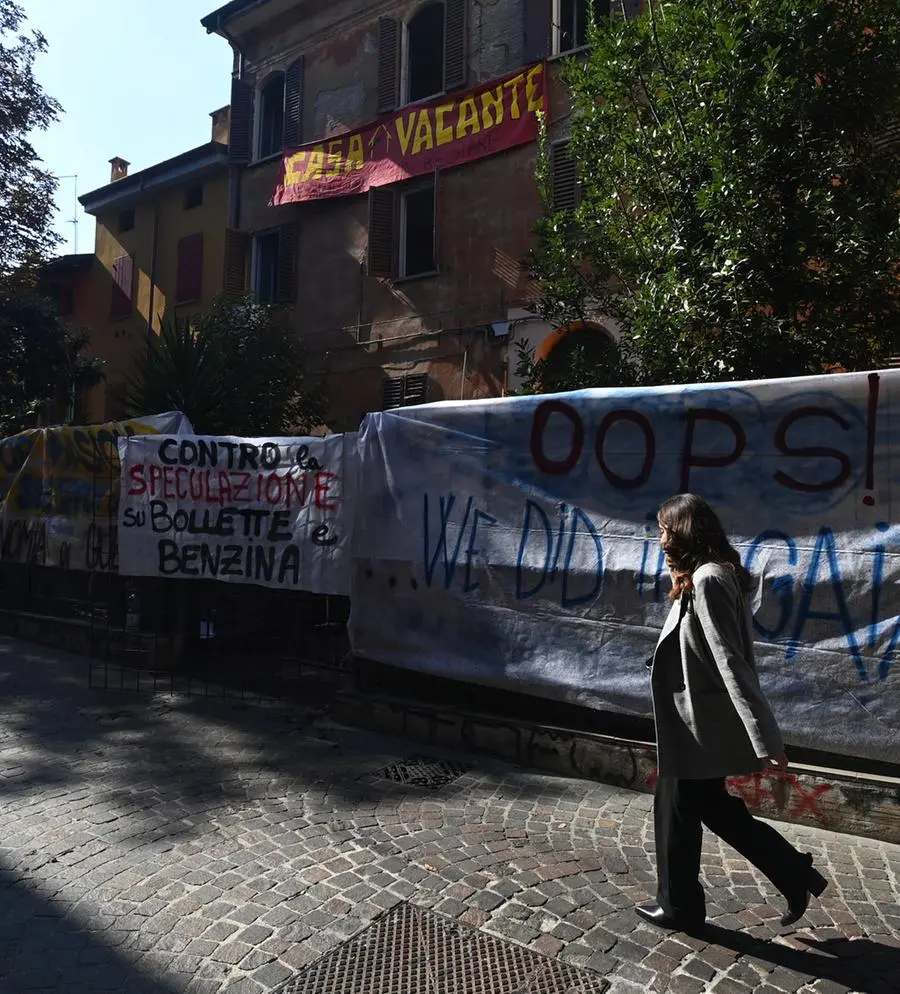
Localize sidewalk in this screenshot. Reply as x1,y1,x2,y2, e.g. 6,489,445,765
0,636,897,994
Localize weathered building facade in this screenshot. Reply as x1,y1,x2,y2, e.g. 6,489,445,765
202,0,640,429
76,110,231,423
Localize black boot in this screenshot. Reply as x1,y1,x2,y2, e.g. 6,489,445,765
781,853,828,927
635,903,705,932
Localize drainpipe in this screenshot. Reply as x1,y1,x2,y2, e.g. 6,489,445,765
146,201,160,356
220,21,246,232
357,260,365,339
459,347,468,400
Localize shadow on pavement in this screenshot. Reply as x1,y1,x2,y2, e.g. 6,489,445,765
0,862,184,994
0,637,576,847
703,923,900,993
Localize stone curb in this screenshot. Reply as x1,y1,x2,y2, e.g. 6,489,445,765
332,690,900,846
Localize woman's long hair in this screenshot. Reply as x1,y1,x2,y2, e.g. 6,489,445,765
657,493,752,600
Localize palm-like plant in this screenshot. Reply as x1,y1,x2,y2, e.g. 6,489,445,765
128,315,226,434
127,297,328,436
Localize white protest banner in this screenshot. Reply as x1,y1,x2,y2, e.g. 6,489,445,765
118,433,356,596
0,412,192,572
349,369,900,764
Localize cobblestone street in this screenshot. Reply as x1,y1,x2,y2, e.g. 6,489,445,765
0,637,898,994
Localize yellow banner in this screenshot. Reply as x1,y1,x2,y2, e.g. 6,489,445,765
0,413,191,571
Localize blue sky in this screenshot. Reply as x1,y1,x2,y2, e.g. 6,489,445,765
25,0,233,256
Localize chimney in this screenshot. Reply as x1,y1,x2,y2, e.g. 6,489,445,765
210,106,231,145
109,157,130,182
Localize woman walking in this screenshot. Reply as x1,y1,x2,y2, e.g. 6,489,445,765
638,493,827,931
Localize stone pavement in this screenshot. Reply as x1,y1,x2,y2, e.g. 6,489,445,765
0,637,898,994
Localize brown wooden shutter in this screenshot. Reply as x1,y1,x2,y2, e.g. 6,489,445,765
431,168,441,272
283,57,305,149
382,378,404,410
551,141,578,211
404,373,427,406
368,187,396,278
276,223,297,303
444,0,467,92
110,254,134,319
377,18,400,115
175,233,204,304
223,228,249,299
229,78,253,165
523,0,550,63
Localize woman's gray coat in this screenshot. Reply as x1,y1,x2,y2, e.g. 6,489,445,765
651,561,784,779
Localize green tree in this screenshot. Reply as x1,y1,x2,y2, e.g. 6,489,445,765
0,287,103,436
0,0,61,276
0,2,102,435
128,297,329,436
527,0,900,391
513,333,629,396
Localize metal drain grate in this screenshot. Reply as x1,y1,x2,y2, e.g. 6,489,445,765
274,902,609,994
376,755,471,789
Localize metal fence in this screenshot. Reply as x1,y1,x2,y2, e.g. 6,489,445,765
0,561,350,703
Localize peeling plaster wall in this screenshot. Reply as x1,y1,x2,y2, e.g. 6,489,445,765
470,0,525,83
314,81,367,139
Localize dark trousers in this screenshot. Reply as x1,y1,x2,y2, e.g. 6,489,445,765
654,776,806,919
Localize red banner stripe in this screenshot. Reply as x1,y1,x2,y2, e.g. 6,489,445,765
271,63,547,206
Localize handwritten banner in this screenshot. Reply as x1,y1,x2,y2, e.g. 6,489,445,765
349,370,900,764
0,412,192,572
272,64,546,206
117,433,357,596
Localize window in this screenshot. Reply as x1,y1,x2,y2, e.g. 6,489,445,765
400,184,436,277
251,225,296,304
176,233,204,304
253,232,280,303
552,0,610,55
233,59,303,165
540,325,615,392
368,175,438,280
527,0,629,62
110,254,134,319
119,208,135,233
184,183,203,210
405,3,444,104
378,0,466,114
383,373,428,410
257,74,285,160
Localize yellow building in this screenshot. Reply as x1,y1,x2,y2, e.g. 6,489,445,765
77,109,231,423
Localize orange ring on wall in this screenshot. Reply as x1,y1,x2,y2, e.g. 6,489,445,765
535,321,610,363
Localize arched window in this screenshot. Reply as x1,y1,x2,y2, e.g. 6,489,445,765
378,1,464,113
537,322,618,391
257,74,285,159
405,2,445,104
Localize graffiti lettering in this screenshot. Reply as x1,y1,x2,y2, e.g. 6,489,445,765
527,395,868,499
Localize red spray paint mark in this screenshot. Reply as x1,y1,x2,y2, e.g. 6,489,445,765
727,771,831,825
864,372,880,507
